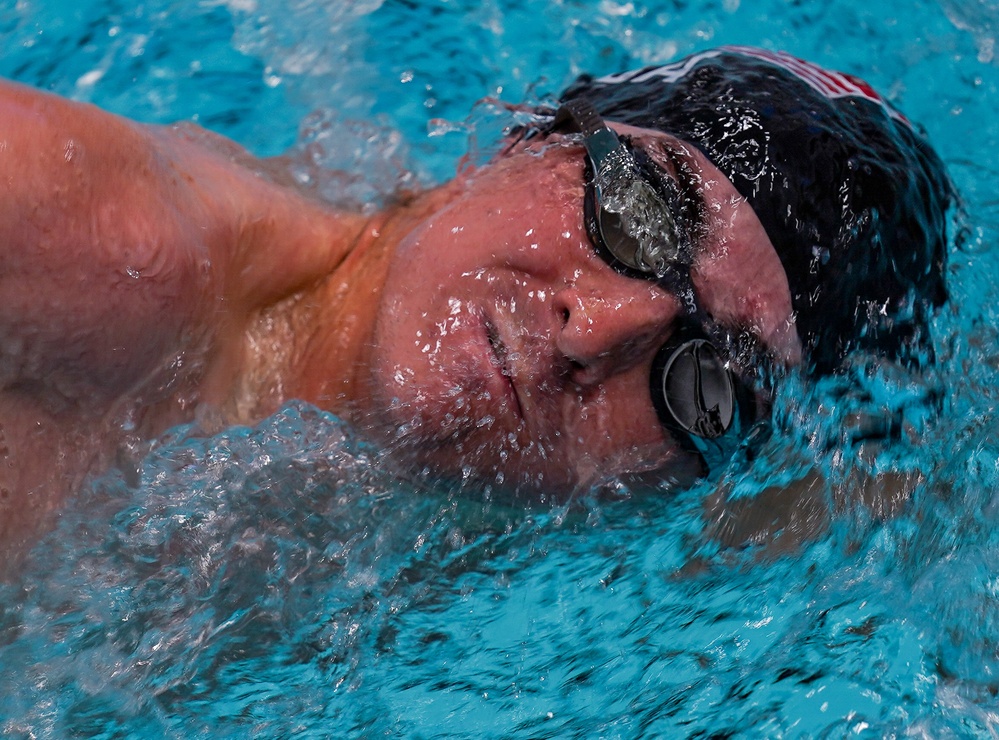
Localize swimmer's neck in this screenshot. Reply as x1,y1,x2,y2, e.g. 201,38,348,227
229,182,462,423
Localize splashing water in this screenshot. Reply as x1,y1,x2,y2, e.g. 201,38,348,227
4,0,999,737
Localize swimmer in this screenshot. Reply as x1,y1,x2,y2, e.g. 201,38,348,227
0,47,950,563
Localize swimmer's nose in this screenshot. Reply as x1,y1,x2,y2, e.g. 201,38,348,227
553,284,680,386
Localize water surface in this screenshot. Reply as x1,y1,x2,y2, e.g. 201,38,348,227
3,0,999,736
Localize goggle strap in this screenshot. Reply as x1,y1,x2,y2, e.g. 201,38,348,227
554,100,624,171
553,98,604,137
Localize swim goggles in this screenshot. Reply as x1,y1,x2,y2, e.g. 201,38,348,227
553,98,762,475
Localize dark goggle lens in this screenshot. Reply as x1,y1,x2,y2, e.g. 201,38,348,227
651,329,756,473
555,99,686,277
592,179,682,277
653,338,736,440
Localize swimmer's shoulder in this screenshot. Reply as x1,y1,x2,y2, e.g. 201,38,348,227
0,80,362,399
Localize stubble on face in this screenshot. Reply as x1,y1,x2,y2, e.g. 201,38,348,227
357,150,597,495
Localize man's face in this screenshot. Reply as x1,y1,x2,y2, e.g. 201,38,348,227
363,124,800,497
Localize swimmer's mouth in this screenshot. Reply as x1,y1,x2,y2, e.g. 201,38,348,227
485,318,523,419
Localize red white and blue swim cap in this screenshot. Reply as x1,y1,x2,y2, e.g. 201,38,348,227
561,46,951,373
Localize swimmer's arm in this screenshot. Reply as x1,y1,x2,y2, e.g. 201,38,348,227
0,79,360,398
145,121,371,309
0,78,365,301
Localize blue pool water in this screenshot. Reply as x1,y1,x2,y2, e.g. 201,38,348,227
3,0,999,736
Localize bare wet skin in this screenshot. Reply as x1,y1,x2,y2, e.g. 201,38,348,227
0,80,356,566
361,131,800,496
0,81,803,572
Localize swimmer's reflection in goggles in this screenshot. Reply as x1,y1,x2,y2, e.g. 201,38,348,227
552,98,770,476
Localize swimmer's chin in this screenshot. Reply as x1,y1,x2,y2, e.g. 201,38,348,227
359,422,705,505
354,426,574,501
409,460,705,507
350,395,704,501
370,442,578,503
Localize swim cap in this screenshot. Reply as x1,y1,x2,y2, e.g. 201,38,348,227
560,46,951,374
